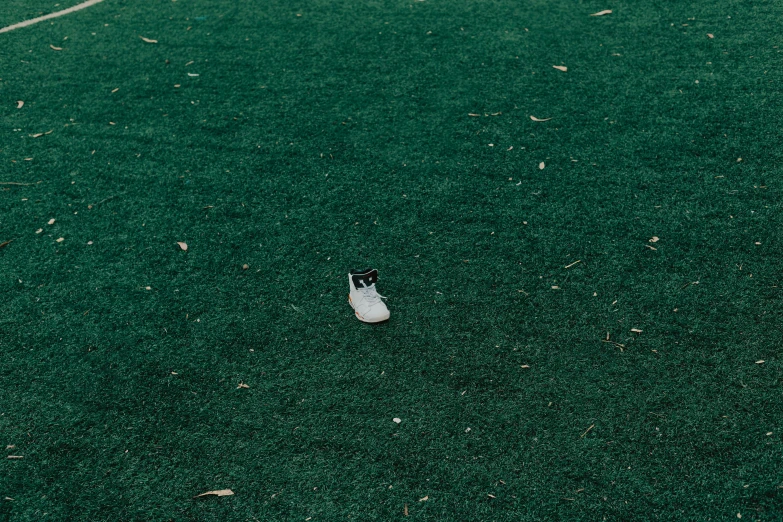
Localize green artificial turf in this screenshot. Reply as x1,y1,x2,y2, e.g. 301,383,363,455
1,0,782,520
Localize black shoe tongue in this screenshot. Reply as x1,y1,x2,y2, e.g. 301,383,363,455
351,268,378,289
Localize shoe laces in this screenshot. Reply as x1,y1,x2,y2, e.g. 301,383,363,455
359,284,386,305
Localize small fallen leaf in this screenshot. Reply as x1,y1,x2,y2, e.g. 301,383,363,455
56,237,64,243
139,36,158,43
145,286,152,290
194,489,234,498
393,417,402,424
242,264,249,270
530,115,552,122
5,445,14,450
419,496,429,502
552,65,567,72
31,133,43,138
177,241,188,251
649,236,659,243
468,113,480,117
590,9,612,16
539,162,545,170
631,328,643,333
50,44,63,51
237,382,250,389
188,73,199,77
7,456,23,460
487,494,496,499
520,364,531,369
707,33,714,39
16,101,24,109
755,360,765,365
36,228,43,234
112,88,119,93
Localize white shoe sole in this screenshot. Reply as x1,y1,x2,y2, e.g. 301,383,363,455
348,295,390,323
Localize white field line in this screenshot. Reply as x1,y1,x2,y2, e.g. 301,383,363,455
0,0,105,34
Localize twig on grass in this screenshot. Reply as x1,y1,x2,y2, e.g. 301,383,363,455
0,240,13,249
580,424,595,438
0,182,34,186
601,339,625,351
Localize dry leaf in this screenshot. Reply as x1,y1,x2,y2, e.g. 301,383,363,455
539,162,545,170
707,33,714,39
242,264,249,270
7,456,23,459
552,65,568,72
194,489,234,498
31,133,43,138
520,364,531,369
468,113,480,117
0,240,11,249
56,237,64,243
16,101,24,109
649,236,659,243
188,73,199,77
36,228,43,234
5,445,14,450
755,360,765,365
631,328,643,333
419,496,429,502
48,218,55,225
177,241,188,251
112,88,119,93
237,382,249,389
590,10,612,16
139,36,158,43
487,494,496,499
393,417,402,424
50,44,63,51
530,115,552,122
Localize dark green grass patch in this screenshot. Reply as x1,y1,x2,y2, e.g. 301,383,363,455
1,0,782,520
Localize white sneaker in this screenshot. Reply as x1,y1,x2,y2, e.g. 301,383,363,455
348,268,390,323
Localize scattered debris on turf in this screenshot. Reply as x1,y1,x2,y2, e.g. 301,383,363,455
552,65,567,72
177,241,188,251
530,115,551,122
580,424,595,438
0,240,12,249
49,44,62,51
194,489,234,498
564,260,581,269
139,36,158,43
590,10,612,16
16,100,23,108
237,382,250,389
539,162,545,169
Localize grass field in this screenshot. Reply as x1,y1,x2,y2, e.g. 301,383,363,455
1,0,782,520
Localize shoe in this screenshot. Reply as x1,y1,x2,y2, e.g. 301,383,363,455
348,268,390,323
